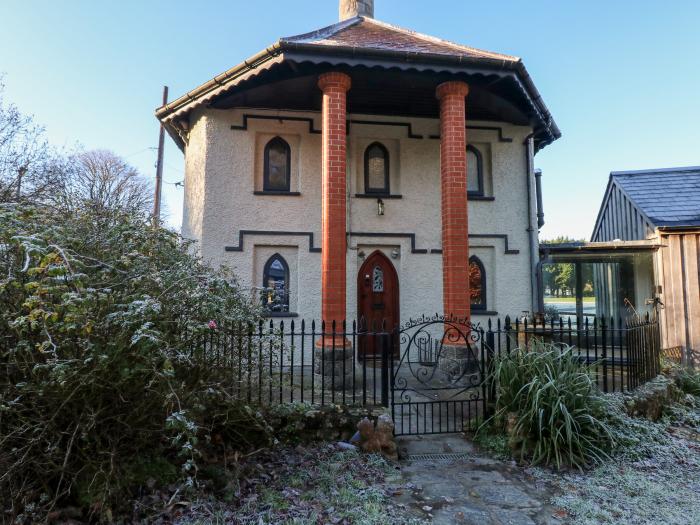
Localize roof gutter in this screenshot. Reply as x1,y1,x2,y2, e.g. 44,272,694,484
281,41,561,148
155,43,283,121
657,225,700,233
155,40,562,151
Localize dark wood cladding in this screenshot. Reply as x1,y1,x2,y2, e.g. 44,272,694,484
212,65,532,128
592,181,654,242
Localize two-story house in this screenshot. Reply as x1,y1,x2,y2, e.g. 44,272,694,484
156,0,560,338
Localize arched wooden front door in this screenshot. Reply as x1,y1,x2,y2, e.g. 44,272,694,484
357,250,399,359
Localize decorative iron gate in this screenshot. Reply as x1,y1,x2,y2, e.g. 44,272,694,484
390,315,489,436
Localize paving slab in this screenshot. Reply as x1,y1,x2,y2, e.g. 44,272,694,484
392,433,564,525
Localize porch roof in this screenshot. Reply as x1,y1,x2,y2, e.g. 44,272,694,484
156,16,560,153
540,240,660,262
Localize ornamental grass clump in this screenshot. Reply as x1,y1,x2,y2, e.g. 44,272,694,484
0,203,267,522
487,342,614,470
673,366,700,396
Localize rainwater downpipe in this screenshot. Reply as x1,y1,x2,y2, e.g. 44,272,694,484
524,134,542,313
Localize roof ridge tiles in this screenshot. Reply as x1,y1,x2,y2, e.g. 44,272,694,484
360,17,520,61
611,166,700,176
280,16,364,44
281,16,520,62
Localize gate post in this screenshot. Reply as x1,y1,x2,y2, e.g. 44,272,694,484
484,328,496,417
380,331,390,407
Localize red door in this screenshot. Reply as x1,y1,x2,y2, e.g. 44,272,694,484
357,250,399,359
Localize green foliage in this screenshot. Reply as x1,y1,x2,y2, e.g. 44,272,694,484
486,342,614,469
0,203,264,520
674,367,700,396
472,424,511,460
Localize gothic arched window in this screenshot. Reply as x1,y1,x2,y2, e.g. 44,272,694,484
364,142,390,194
469,256,486,310
262,254,290,312
263,137,291,192
467,145,484,196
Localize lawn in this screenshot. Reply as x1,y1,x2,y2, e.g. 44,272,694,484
544,296,595,303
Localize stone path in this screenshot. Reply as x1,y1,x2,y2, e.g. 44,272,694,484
388,434,565,525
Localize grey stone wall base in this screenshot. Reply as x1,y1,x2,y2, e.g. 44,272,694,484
438,344,479,381
313,345,355,389
267,403,390,443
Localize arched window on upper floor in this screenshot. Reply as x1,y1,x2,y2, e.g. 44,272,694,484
264,136,291,192
467,145,484,196
364,142,390,194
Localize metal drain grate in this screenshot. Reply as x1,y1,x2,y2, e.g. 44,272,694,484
404,452,471,462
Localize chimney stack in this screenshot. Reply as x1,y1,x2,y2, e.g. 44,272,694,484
339,0,374,20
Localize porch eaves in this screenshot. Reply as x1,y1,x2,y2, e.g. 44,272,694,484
155,16,560,152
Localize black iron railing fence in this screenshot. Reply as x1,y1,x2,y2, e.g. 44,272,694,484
488,314,662,393
185,314,661,413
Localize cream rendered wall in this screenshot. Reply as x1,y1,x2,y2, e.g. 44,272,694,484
182,107,536,323
181,109,208,242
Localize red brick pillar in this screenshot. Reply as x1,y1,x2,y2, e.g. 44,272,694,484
318,72,351,329
437,80,470,324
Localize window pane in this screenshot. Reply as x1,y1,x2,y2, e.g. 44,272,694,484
266,140,289,190
467,148,480,193
264,256,289,312
366,145,387,192
469,260,483,306
372,266,384,292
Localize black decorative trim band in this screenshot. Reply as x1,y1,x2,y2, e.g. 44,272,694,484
230,114,512,143
347,119,422,139
430,234,520,255
348,231,428,254
230,114,424,139
225,230,321,253
429,125,513,143
231,115,322,134
225,230,519,255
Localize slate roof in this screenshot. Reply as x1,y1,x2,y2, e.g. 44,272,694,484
613,166,700,227
280,17,520,63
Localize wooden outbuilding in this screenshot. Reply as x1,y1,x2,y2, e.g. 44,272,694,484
591,166,700,362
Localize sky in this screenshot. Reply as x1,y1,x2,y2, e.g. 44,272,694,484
1,0,699,240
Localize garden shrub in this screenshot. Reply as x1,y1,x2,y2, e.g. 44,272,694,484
485,342,613,469
0,203,266,521
672,366,700,397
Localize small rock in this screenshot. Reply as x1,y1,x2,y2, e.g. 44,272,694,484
422,505,433,512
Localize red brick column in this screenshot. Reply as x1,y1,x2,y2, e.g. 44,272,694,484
318,72,351,328
437,80,470,323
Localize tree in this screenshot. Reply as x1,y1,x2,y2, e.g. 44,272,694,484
541,236,594,297
0,78,67,203
61,149,152,213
